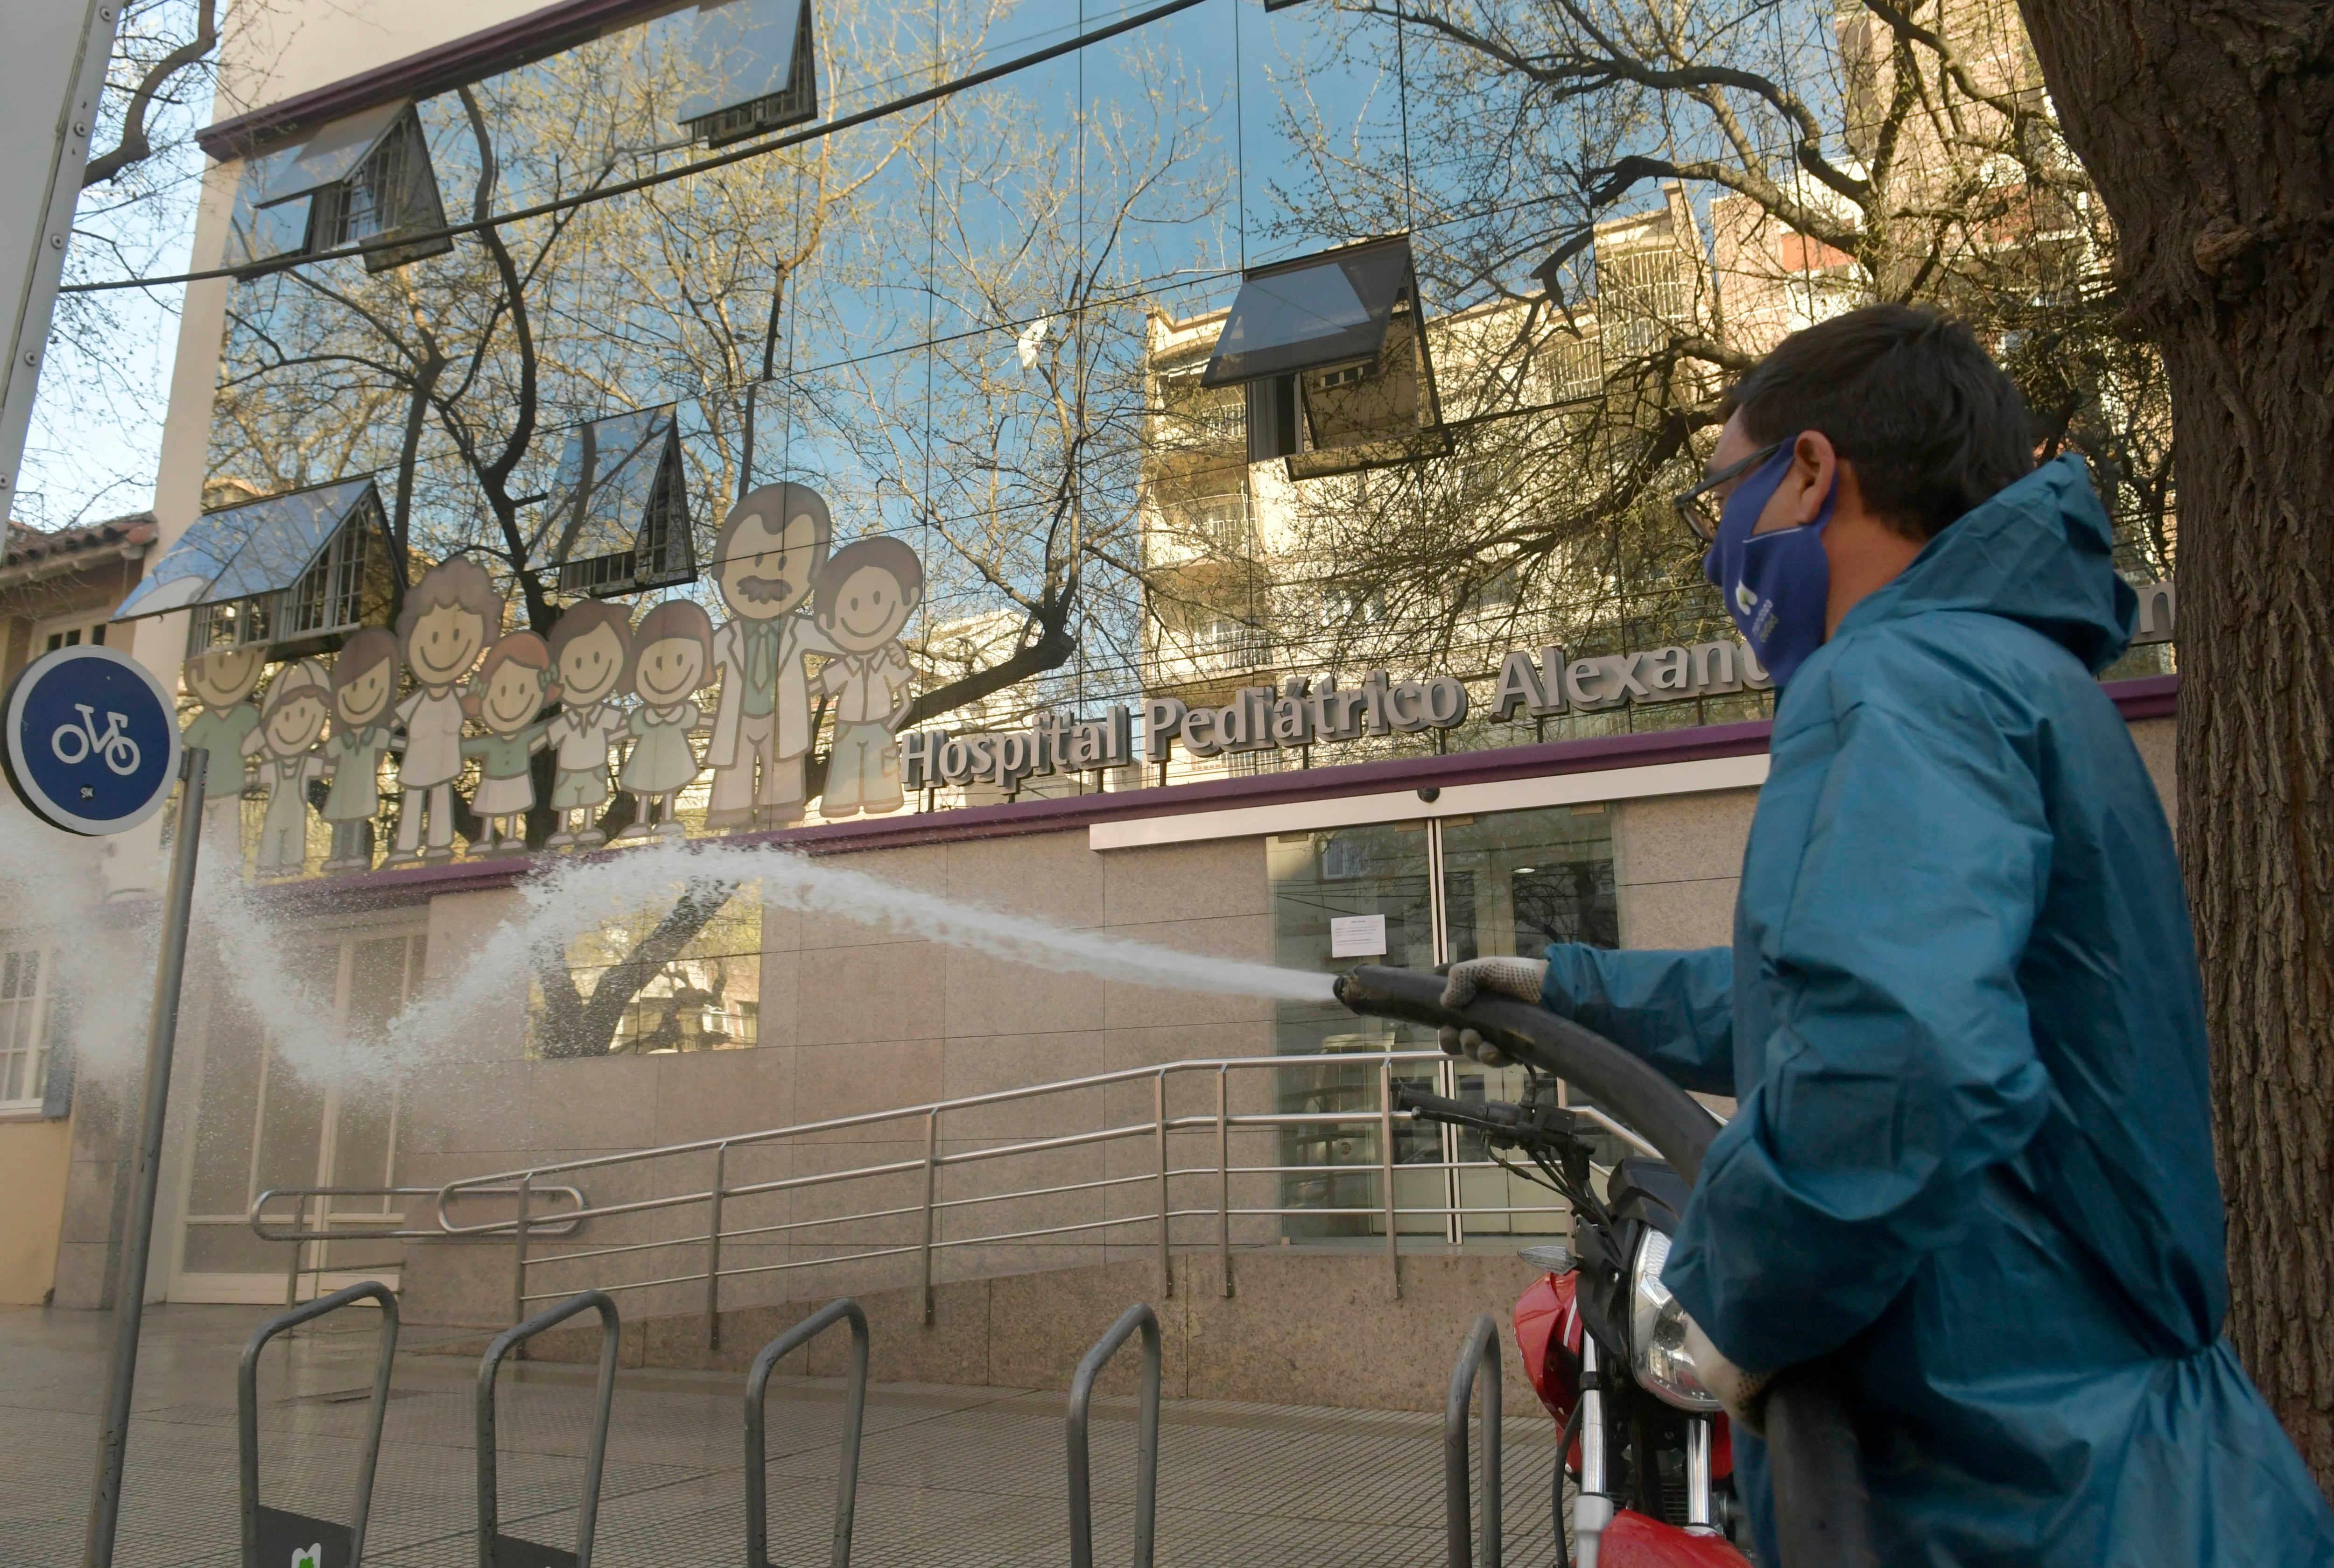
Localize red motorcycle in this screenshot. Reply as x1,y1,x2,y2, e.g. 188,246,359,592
1402,1083,1751,1566
1338,965,1878,1568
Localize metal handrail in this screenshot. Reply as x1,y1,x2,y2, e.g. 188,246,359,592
252,1184,588,1243
478,1290,620,1568
745,1299,869,1568
1445,1313,1503,1568
239,1280,399,1568
1067,1303,1162,1568
439,1047,1651,1343
435,1051,1460,1215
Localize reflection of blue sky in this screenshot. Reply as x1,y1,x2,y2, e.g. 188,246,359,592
184,0,1471,684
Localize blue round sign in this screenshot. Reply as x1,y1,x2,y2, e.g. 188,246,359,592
3,645,183,836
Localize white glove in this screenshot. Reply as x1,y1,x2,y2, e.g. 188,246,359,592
1684,1314,1776,1437
1437,956,1549,1067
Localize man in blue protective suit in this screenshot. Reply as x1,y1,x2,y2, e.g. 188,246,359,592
1440,305,2334,1565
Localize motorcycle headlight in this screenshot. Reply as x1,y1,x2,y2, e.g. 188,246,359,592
1629,1230,1721,1412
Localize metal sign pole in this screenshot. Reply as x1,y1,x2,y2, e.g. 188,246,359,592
80,746,207,1568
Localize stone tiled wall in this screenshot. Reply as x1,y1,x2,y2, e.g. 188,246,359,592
394,830,1277,1326
41,716,2182,1320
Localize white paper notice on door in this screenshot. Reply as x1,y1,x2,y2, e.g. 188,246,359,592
1329,913,1388,958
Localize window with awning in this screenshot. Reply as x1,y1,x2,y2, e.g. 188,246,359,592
675,0,820,147
110,478,400,656
531,408,697,598
1201,236,1447,479
232,101,450,274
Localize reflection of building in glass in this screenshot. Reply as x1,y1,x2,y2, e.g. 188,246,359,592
1139,194,1735,789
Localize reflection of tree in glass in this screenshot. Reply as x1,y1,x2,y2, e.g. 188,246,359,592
1512,859,1618,951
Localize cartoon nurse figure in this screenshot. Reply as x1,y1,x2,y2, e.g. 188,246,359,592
319,629,399,873
705,483,837,830
246,660,330,878
541,600,633,849
617,599,714,841
812,538,922,817
460,631,556,854
387,556,502,866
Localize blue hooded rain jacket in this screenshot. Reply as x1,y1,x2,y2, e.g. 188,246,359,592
1539,456,2334,1565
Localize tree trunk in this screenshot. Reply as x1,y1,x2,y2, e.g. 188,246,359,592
2016,0,2334,1487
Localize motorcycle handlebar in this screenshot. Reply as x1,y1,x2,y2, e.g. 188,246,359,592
1335,963,1879,1568
1393,1084,1579,1147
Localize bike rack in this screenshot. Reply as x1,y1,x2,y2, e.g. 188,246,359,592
1066,1303,1162,1568
744,1298,869,1568
477,1289,620,1568
238,1279,399,1568
1445,1313,1504,1568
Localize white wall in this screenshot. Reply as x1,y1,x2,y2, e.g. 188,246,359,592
215,0,565,119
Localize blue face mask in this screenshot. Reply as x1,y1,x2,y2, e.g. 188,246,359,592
1702,439,1835,689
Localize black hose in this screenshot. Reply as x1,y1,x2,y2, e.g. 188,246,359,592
1330,965,1722,1182
1332,963,1880,1568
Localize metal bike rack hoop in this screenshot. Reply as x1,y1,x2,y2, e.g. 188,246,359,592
1066,1302,1162,1568
477,1289,620,1568
1445,1313,1503,1568
745,1297,869,1568
238,1279,400,1568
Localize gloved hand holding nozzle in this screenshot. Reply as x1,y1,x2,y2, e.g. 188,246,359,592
1437,956,1549,1066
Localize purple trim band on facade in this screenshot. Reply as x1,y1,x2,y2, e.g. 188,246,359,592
267,675,2179,911
198,0,681,159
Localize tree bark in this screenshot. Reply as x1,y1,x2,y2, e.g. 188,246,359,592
2016,0,2334,1487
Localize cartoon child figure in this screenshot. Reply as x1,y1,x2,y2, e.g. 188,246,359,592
246,660,330,878
180,644,268,806
460,631,556,854
318,629,399,873
387,556,503,866
705,483,837,831
541,600,633,849
618,599,714,841
813,538,922,818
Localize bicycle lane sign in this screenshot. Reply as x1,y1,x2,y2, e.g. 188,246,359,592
3,645,182,835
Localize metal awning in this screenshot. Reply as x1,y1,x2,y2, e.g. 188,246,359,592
1201,238,1416,386
255,101,411,208
675,0,819,139
112,478,382,622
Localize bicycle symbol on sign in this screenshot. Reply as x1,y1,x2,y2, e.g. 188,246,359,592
51,703,141,777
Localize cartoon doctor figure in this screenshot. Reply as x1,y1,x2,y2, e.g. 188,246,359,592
704,482,836,830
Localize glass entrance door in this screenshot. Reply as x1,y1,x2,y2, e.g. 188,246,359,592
1266,802,1618,1245
171,930,425,1302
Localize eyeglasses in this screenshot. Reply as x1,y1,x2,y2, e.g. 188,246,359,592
1672,441,1782,543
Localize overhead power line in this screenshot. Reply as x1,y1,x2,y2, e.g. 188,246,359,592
63,0,1215,296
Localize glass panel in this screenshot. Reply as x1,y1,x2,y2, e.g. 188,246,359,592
180,987,275,1275
531,884,762,1057
211,479,380,603
329,935,411,1212
1439,803,1619,1235
1202,240,1413,385
1267,823,1442,1237
1440,804,1620,962
540,408,685,576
